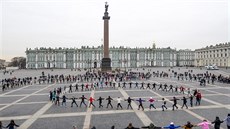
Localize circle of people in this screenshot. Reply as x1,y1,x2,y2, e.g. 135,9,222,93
49,81,203,111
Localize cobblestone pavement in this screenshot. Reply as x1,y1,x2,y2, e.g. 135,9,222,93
0,67,229,129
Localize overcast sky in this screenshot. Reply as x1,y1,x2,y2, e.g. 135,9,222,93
0,0,229,61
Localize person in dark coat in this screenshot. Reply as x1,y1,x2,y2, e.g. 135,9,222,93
189,94,193,107
0,121,6,129
6,120,19,129
171,97,179,111
181,96,188,109
49,91,52,101
97,96,104,108
125,123,139,129
106,96,113,108
142,123,161,129
79,95,87,107
70,96,78,107
125,97,134,109
181,121,196,129
91,126,96,129
136,98,145,111
212,116,224,129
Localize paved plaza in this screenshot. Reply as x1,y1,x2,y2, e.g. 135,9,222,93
0,67,230,129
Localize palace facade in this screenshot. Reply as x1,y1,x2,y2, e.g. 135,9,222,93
26,45,179,69
177,49,195,67
195,42,230,67
25,42,230,69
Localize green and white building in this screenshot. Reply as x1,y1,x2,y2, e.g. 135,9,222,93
25,44,178,69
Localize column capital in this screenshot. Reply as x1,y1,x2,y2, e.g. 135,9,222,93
103,12,110,20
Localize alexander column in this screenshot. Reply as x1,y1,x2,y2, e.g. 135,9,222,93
101,2,111,72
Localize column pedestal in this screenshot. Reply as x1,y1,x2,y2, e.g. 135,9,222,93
101,58,111,71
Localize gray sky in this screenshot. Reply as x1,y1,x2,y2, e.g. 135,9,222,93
0,0,229,61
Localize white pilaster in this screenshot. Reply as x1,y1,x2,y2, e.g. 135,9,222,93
63,52,66,68
35,53,38,69
128,53,130,67
73,53,76,69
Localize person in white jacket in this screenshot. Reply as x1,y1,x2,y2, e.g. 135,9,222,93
116,97,123,109
224,113,230,129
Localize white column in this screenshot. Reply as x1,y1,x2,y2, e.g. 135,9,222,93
73,53,76,69
136,53,139,67
35,53,38,69
121,53,123,67
80,53,82,61
92,52,94,60
126,52,128,68
54,53,57,68
161,53,163,60
148,53,150,66
63,53,66,68
48,53,50,61
44,54,47,68
26,54,28,68
50,54,53,68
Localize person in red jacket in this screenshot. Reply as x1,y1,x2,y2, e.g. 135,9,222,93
149,97,156,109
85,83,89,91
179,86,185,94
89,97,96,108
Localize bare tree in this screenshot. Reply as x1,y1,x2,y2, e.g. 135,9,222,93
0,59,5,69
8,57,26,69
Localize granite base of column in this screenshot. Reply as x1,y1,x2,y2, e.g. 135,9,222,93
101,58,111,72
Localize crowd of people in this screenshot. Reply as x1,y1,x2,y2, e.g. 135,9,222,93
1,67,230,129
49,69,204,111
1,114,230,129
79,114,230,129
2,66,230,92
1,66,230,92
